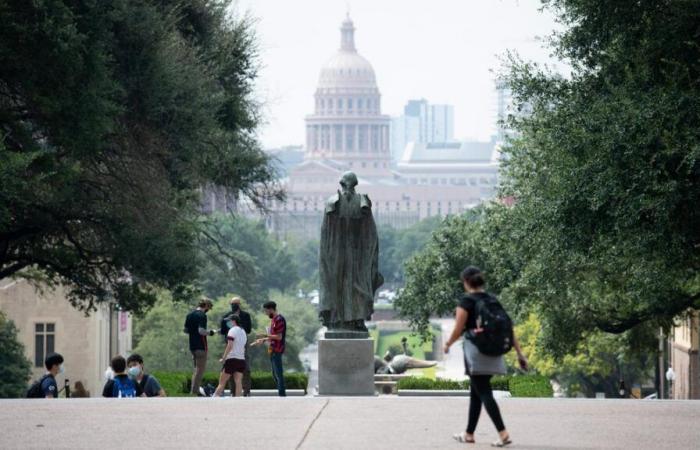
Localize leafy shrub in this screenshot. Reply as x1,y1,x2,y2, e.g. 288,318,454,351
151,370,309,396
397,377,469,390
508,375,552,398
397,375,551,397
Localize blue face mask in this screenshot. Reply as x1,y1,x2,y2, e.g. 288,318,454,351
128,366,141,378
226,321,234,329
58,364,65,374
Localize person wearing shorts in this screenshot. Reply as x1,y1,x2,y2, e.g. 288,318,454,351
213,315,247,397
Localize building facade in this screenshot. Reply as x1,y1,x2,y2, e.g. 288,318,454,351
391,99,455,162
0,278,132,397
670,310,700,399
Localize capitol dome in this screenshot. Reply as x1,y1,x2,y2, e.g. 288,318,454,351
305,15,390,173
316,15,379,92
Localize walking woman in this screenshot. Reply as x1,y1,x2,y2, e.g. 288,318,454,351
443,266,528,447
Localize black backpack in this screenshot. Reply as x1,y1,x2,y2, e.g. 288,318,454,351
26,374,51,398
468,294,514,356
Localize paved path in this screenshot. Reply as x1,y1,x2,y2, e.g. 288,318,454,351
1,397,699,449
436,318,469,381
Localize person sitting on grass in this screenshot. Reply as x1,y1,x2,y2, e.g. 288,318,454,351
102,355,144,398
126,353,166,397
213,314,247,397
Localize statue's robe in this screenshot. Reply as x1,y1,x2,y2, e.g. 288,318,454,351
319,191,383,327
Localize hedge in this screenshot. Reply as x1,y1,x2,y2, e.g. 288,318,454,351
151,371,308,396
396,375,550,397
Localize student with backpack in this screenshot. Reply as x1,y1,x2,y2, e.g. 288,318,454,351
126,354,166,397
443,266,528,447
26,352,64,399
102,355,143,398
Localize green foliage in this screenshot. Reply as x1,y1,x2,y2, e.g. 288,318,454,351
498,0,700,352
133,290,319,374
0,0,280,312
505,314,655,397
0,311,32,398
397,377,468,391
396,375,541,396
395,207,520,342
398,1,700,362
378,217,443,284
198,215,299,304
151,370,308,396
507,375,553,398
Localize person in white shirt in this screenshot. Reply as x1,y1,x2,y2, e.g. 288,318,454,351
213,315,247,397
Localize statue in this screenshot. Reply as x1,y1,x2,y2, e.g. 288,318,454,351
374,338,438,375
319,171,383,334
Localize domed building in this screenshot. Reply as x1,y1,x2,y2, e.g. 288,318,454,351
266,15,500,239
303,15,392,177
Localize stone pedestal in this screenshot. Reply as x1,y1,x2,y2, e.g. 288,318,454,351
318,338,375,396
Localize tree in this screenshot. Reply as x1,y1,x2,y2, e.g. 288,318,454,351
133,290,319,373
395,206,520,341
497,0,700,352
0,311,32,398
505,314,656,397
198,215,299,305
0,1,281,313
378,216,442,285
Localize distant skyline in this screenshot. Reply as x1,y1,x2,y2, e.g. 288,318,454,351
233,0,561,149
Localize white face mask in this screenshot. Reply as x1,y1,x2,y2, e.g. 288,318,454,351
58,364,65,374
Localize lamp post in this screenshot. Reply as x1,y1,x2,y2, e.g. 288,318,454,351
665,367,676,399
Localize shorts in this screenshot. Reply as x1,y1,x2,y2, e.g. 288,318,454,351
223,358,246,375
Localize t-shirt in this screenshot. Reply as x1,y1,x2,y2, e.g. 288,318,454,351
41,374,58,398
226,325,247,360
269,314,286,354
458,292,496,332
184,309,208,351
102,374,144,398
139,374,163,397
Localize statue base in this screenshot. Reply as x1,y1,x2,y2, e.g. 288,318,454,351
318,338,375,396
324,330,369,339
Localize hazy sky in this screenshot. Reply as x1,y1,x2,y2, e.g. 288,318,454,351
233,0,561,148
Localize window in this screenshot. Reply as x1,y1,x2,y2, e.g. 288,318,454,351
348,98,353,111
358,98,363,110
338,98,343,111
35,323,55,367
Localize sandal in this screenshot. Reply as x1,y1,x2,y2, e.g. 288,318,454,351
491,437,512,447
452,432,475,443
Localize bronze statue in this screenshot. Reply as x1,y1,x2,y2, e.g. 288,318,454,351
319,172,383,335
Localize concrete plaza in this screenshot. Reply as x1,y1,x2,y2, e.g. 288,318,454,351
1,397,699,449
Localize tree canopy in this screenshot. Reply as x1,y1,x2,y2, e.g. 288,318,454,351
0,311,31,398
397,0,700,355
0,0,280,312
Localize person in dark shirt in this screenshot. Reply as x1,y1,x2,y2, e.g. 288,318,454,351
41,353,64,398
443,266,527,447
102,355,143,398
126,353,165,397
252,301,286,397
221,297,252,396
184,297,214,396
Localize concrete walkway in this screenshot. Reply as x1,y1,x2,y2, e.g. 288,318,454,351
1,397,699,449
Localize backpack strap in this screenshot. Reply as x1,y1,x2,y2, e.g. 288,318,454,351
139,374,150,392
